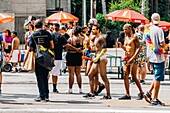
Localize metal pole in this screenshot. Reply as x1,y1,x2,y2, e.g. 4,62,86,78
141,0,145,15
90,0,93,18
83,0,86,26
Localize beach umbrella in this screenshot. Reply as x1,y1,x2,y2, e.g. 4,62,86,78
0,13,14,24
45,11,79,23
158,21,170,30
105,8,149,24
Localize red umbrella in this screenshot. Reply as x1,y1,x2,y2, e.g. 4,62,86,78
45,11,79,23
105,8,149,24
158,21,170,30
0,13,14,24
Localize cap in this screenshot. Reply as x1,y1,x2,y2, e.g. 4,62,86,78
88,18,98,25
151,13,160,25
123,24,132,29
34,19,43,28
24,16,36,26
60,25,66,30
31,16,36,20
106,30,112,34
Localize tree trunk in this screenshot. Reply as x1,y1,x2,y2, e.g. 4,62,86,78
155,0,158,12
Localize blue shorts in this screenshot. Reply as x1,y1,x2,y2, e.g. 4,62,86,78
150,62,165,81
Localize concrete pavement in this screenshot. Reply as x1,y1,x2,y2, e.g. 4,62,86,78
0,71,170,113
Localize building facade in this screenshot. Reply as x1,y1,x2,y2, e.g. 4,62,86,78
0,0,71,43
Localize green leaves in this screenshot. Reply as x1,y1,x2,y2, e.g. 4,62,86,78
109,0,141,13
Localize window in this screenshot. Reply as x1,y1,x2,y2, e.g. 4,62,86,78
46,0,61,10
46,0,62,16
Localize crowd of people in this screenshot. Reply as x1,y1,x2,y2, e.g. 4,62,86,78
0,13,168,106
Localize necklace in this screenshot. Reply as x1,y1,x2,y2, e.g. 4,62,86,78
144,26,164,55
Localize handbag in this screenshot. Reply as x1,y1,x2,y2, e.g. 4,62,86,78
23,51,36,71
33,36,55,71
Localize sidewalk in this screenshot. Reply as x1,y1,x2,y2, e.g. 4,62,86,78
0,72,170,113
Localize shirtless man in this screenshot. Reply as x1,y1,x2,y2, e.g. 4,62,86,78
118,24,144,100
9,31,20,72
83,25,111,99
84,25,105,96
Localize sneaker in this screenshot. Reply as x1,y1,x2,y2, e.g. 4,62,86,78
66,90,73,94
62,67,67,74
118,95,131,100
53,89,59,93
151,99,165,106
101,95,112,100
97,84,105,94
137,93,144,100
130,79,135,84
144,92,152,103
79,91,83,94
83,93,95,98
94,91,98,96
140,80,145,85
45,98,49,102
34,97,46,102
11,69,17,73
156,99,165,106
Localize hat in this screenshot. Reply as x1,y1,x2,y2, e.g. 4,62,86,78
34,19,43,28
151,13,160,25
60,25,66,30
31,16,36,20
24,16,36,26
88,18,98,25
123,24,132,29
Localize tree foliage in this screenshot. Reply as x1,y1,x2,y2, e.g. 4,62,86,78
71,0,83,26
95,0,143,37
96,13,106,31
71,0,170,32
109,0,141,13
158,0,170,22
107,0,143,32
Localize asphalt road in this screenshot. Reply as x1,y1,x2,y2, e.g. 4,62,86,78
0,72,170,113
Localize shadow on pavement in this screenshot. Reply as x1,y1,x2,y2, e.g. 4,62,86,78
49,100,102,104
0,93,37,99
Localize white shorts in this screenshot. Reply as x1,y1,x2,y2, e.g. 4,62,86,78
10,50,19,62
51,60,62,76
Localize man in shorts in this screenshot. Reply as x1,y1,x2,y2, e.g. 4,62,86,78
83,25,111,99
9,31,20,72
51,24,80,93
118,24,144,100
136,25,147,84
143,13,165,106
